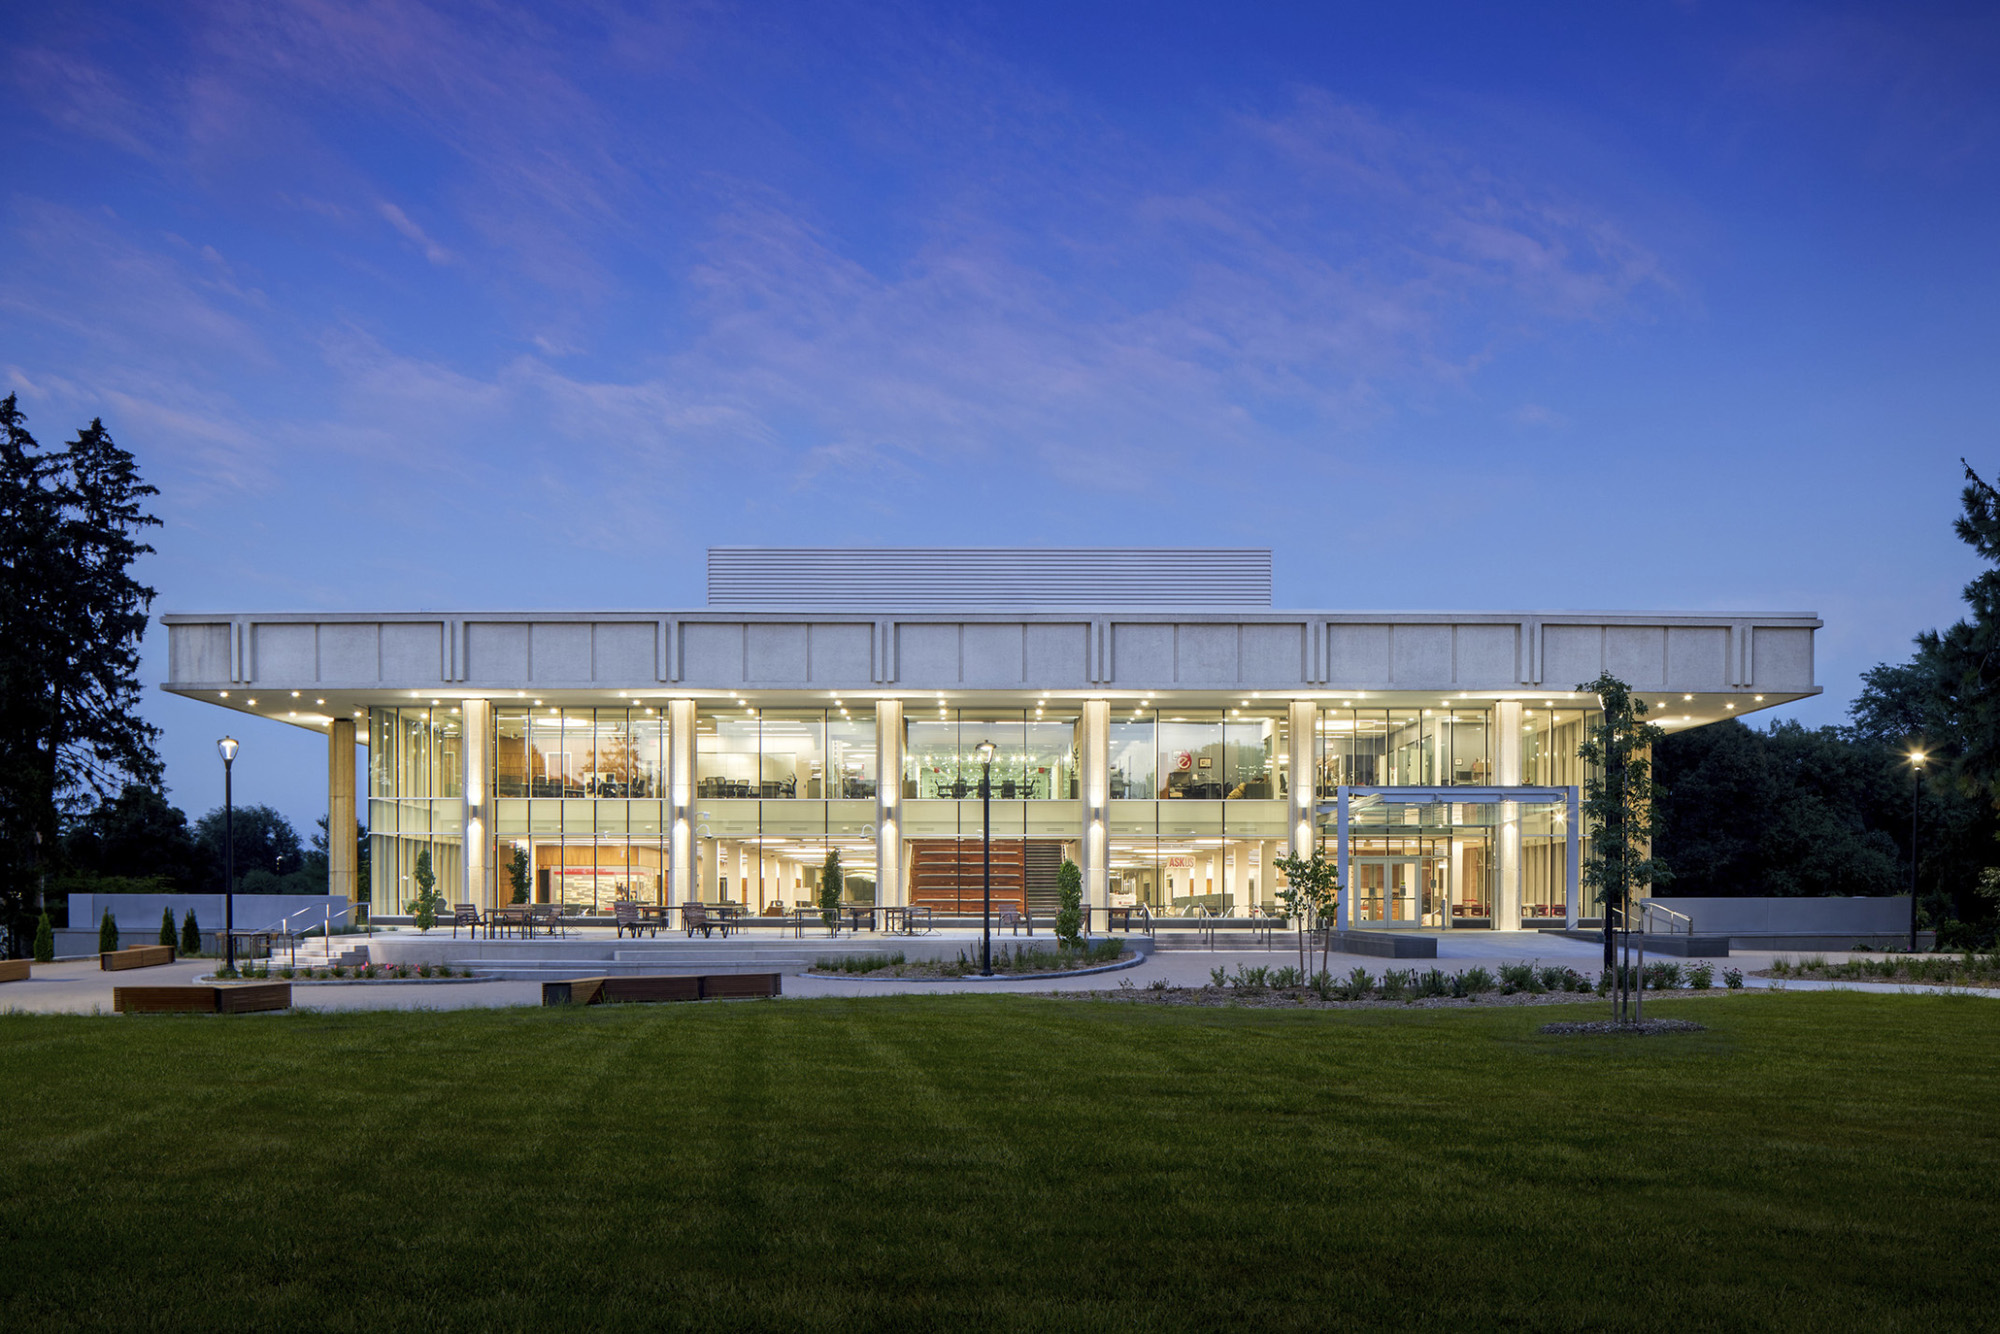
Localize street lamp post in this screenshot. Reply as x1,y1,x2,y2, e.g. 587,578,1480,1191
1909,751,1925,952
217,737,239,973
976,740,996,976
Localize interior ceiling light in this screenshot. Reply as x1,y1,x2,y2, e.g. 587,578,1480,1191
247,698,257,705
1755,695,1765,702
1684,694,1694,701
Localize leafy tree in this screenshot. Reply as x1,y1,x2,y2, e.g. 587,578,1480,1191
410,848,440,932
1055,858,1083,948
33,911,53,962
1273,845,1340,976
194,804,306,890
158,906,176,948
180,909,200,957
97,907,118,954
64,784,210,894
508,846,530,904
1577,673,1671,974
818,848,843,935
1654,720,1905,898
0,397,162,957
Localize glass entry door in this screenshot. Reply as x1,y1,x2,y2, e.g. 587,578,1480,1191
1354,858,1424,925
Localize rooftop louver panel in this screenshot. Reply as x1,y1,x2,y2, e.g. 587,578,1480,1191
706,548,1273,609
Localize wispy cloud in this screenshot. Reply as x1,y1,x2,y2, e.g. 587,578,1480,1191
376,201,452,265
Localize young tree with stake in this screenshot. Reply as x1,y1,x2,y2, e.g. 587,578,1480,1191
1577,673,1671,982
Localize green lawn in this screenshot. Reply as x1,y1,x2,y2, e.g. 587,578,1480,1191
2,992,1996,1331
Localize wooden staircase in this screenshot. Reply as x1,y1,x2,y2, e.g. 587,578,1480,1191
910,839,1060,914
1023,841,1063,918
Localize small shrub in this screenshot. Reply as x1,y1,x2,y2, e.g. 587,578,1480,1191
1230,965,1270,992
1853,942,1873,952
1643,961,1682,991
1209,966,1228,988
98,909,119,955
1687,961,1714,990
1379,968,1412,1001
1308,969,1335,1001
33,911,54,962
1415,967,1449,998
279,967,295,979
1723,967,1744,990
1146,977,1169,991
181,910,201,957
1460,966,1495,995
331,964,347,979
1802,954,1828,972
159,907,177,948
1335,966,1374,1001
1499,961,1539,994
1769,956,1792,977
1271,965,1303,989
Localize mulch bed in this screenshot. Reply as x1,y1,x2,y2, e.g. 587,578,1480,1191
1539,1018,1709,1035
1033,986,1747,1011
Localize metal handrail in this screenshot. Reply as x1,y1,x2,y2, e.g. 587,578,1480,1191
1642,901,1692,935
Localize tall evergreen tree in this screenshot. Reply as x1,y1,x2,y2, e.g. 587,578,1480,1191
0,397,161,956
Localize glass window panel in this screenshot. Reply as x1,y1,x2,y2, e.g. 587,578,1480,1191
758,710,824,798
959,713,1025,798
1447,710,1490,785
632,710,664,798
1223,712,1282,797
697,708,762,799
1110,713,1155,800
1159,712,1224,799
591,710,633,796
1025,713,1076,799
496,708,529,796
905,719,961,798
828,710,876,800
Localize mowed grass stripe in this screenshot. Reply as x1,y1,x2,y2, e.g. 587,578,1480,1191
0,992,1995,1331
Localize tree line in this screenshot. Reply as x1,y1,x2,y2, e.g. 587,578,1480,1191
1650,463,2000,948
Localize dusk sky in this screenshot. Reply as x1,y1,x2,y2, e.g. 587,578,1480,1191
6,1,1999,830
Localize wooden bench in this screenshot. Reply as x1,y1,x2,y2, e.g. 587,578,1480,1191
101,944,176,971
542,973,781,1006
0,958,30,983
113,982,292,1014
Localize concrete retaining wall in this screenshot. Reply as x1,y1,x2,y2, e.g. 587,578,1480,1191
1649,896,1910,938
67,893,354,936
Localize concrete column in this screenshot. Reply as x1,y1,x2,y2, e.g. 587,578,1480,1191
1079,698,1110,912
1288,699,1318,859
668,698,696,904
328,717,357,904
876,699,905,907
1495,700,1523,929
460,699,493,911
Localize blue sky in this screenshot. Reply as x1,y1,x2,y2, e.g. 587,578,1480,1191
6,1,1999,831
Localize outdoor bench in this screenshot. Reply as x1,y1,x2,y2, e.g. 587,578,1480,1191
542,973,782,1006
0,959,29,983
101,944,176,971
113,982,292,1014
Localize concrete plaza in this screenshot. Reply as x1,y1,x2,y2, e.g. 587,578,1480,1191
3,930,1985,1015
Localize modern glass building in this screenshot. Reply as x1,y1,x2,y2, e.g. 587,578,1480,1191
162,549,1820,931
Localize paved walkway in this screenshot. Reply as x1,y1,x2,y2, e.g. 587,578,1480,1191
4,934,1987,1014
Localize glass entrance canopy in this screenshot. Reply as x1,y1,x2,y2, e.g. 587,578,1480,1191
1321,786,1582,931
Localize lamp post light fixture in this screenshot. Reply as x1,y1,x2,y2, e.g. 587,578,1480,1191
217,737,239,974
976,739,997,976
1909,751,1926,952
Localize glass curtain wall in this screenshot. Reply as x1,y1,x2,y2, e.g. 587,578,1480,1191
1520,704,1603,920
1108,706,1289,918
368,705,464,913
491,704,668,911
900,706,1080,914
691,705,878,914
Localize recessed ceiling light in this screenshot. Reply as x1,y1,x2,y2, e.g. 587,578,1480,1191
219,691,229,698
291,691,300,698
316,698,324,705
247,698,257,705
